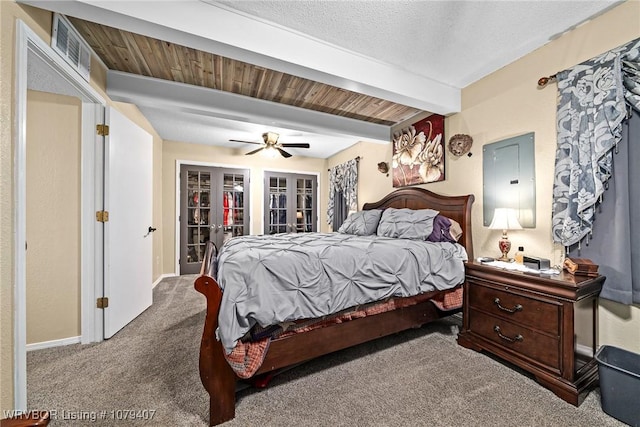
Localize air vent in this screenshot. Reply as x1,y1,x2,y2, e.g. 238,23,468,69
51,14,91,82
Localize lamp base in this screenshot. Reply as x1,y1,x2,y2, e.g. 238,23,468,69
497,234,511,262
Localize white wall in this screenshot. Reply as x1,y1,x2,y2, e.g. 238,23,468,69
328,1,640,352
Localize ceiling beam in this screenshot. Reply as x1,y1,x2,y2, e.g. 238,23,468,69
19,0,461,115
107,71,391,142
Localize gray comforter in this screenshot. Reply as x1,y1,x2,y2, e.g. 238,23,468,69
216,233,468,353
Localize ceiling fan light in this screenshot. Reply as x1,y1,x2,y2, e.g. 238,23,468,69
263,132,279,144
261,145,279,158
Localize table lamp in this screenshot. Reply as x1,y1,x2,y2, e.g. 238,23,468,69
488,208,522,261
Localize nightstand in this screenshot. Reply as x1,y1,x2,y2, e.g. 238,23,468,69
457,261,604,406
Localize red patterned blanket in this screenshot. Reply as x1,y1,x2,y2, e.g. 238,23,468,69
224,286,463,378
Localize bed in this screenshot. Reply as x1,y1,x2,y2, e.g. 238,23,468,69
194,187,474,425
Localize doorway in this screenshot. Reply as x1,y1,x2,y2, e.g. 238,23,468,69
14,20,105,411
179,164,250,274
264,171,318,234
25,91,83,347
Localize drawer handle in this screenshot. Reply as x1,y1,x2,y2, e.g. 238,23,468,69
494,298,523,313
493,325,524,343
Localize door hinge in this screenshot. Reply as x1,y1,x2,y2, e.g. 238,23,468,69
96,297,109,309
96,210,109,222
96,124,109,136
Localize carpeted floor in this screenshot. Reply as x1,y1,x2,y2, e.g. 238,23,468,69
28,275,625,426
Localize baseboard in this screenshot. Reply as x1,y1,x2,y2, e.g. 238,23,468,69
576,343,594,358
26,336,81,352
152,273,176,289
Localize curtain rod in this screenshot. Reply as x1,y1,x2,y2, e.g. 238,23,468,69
537,74,557,88
328,156,360,171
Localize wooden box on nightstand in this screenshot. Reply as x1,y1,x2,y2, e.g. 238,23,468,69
457,261,605,406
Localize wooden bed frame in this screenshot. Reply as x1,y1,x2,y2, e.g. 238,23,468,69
194,187,474,425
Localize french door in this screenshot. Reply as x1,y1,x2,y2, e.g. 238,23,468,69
264,171,317,234
180,165,249,274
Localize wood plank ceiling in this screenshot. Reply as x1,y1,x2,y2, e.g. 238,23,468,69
69,17,424,127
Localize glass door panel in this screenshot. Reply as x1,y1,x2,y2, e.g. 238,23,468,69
222,172,247,245
265,172,317,234
267,176,288,234
183,169,213,268
296,178,314,232
181,166,251,275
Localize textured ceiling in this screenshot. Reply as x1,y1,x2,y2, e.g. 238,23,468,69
215,0,619,88
21,0,621,158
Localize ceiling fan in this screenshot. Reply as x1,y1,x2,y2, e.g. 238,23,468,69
230,132,310,158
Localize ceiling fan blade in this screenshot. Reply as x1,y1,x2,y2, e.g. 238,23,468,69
276,148,293,158
245,147,265,156
230,139,262,145
281,143,310,148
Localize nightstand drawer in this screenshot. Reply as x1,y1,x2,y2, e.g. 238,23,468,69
468,281,560,333
469,309,560,370
459,262,605,406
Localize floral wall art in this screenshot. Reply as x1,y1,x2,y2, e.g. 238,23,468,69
391,114,445,187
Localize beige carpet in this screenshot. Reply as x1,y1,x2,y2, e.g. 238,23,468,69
27,275,624,426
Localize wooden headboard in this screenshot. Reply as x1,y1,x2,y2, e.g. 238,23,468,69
362,187,475,260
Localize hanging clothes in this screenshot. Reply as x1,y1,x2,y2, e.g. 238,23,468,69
227,192,234,226
223,192,228,226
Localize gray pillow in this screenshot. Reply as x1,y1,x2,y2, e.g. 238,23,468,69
377,208,439,240
338,209,383,236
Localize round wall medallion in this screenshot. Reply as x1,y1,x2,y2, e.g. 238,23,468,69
448,134,473,157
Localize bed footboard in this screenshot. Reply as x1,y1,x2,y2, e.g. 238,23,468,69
192,188,474,425
194,242,236,426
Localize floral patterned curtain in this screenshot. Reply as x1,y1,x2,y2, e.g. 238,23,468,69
327,158,358,228
552,37,640,248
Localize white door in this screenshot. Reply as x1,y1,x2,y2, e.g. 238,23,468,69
103,106,153,338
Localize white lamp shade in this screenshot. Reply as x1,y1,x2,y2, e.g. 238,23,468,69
489,208,523,230
261,145,279,158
